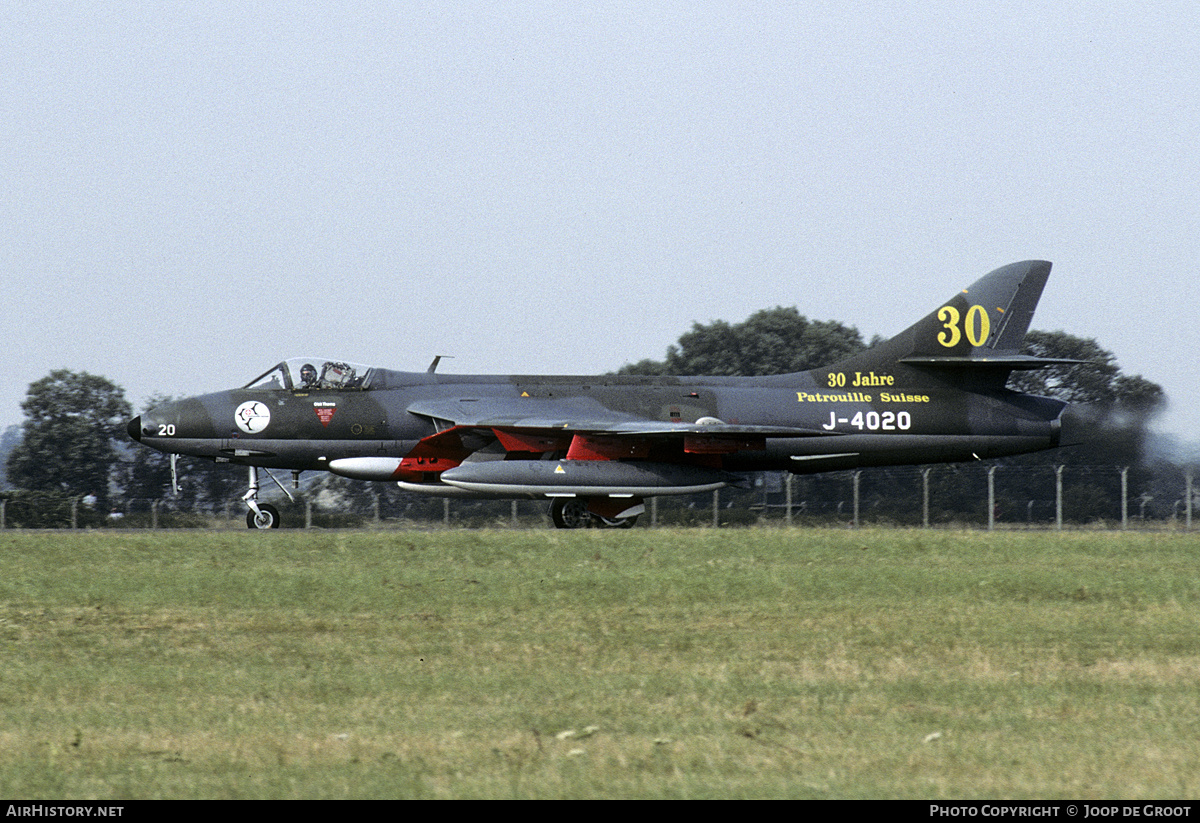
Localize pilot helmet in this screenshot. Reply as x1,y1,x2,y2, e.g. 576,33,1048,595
300,363,317,385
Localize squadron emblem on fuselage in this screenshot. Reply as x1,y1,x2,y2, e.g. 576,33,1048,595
234,401,271,434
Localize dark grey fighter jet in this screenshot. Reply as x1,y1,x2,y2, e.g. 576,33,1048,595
128,260,1074,528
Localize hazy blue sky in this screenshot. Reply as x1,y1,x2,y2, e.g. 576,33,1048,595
4,2,1198,446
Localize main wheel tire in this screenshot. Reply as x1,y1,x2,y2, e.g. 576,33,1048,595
596,516,638,529
246,503,281,529
550,498,592,529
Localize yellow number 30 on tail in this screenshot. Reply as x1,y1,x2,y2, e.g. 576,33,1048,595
937,304,990,348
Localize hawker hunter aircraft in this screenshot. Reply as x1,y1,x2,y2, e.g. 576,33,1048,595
128,260,1073,528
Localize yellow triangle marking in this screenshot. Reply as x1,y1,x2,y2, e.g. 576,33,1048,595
555,465,565,474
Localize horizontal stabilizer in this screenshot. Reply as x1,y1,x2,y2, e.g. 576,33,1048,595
900,354,1084,371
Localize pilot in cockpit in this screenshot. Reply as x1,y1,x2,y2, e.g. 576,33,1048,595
300,363,319,389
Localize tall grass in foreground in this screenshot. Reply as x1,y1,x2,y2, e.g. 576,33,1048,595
1,529,1198,799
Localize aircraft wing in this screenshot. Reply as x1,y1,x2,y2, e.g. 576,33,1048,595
405,397,836,438
334,396,842,487
341,395,843,500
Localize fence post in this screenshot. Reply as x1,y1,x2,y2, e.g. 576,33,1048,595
0,499,5,530
987,465,996,531
71,498,78,529
651,496,658,528
852,471,860,529
785,473,793,527
151,500,158,530
712,489,719,528
306,499,313,529
922,467,931,528
1120,467,1129,530
443,498,450,528
1187,470,1194,532
1055,465,1064,531
511,500,518,528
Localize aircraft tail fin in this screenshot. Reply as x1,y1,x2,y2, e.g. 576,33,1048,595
825,260,1076,383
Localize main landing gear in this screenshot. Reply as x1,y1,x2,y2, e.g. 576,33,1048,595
549,498,639,529
243,466,291,529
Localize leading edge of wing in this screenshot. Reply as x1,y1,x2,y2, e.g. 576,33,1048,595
406,396,636,429
407,398,840,438
601,422,842,438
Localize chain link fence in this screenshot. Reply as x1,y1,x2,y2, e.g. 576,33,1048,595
3,464,1195,530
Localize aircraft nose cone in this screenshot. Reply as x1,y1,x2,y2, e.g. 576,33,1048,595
127,416,142,442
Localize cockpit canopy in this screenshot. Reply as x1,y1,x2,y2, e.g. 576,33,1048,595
244,358,376,392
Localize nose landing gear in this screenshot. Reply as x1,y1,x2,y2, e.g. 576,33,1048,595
247,503,281,529
243,466,290,529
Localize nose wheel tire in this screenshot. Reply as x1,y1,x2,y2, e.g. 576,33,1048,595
247,503,281,529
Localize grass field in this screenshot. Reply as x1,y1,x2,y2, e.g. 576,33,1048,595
1,527,1199,799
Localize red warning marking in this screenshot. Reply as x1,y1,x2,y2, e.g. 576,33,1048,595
314,406,336,426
